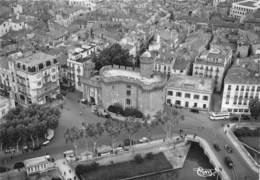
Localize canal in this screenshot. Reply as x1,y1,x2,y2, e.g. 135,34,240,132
137,142,220,180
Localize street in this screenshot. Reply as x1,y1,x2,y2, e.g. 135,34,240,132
0,92,258,180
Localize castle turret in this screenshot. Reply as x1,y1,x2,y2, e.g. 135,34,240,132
140,51,153,78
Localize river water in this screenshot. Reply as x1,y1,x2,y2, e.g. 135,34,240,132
137,142,220,180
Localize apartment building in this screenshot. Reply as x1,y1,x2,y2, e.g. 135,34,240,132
67,43,99,92
221,56,260,114
193,45,232,92
9,51,60,105
230,0,260,19
165,75,214,110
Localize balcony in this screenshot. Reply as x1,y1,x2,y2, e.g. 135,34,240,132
36,82,59,95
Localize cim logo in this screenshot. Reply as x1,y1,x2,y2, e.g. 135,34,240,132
193,167,218,177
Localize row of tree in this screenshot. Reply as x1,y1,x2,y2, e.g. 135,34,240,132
0,104,61,151
249,98,260,121
64,105,184,155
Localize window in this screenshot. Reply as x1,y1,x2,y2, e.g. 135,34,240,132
126,99,131,105
193,103,197,107
228,85,231,90
22,65,26,70
53,59,58,64
236,86,239,91
166,99,171,105
239,109,243,112
52,68,56,73
126,90,131,96
257,86,260,92
28,66,36,73
38,63,44,70
17,63,21,69
244,109,249,113
233,109,238,112
246,86,250,91
203,96,208,101
37,81,41,86
185,93,190,98
167,91,173,96
52,75,55,80
251,86,255,91
241,86,244,91
126,85,131,88
194,94,200,99
46,61,51,66
176,92,182,97
203,104,207,109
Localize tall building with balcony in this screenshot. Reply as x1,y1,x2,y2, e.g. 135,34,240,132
81,51,167,116
9,51,60,105
192,45,232,92
221,56,260,114
230,0,260,19
67,44,99,92
165,75,214,110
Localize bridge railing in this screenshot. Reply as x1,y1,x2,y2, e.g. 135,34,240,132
186,135,231,180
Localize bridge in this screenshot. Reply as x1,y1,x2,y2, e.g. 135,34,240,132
185,135,231,180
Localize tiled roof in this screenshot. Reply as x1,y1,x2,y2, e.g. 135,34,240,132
172,58,190,70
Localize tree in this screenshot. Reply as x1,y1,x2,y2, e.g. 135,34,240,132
64,127,84,156
104,119,123,150
84,123,104,154
249,98,260,120
123,117,142,151
92,43,134,70
155,105,185,141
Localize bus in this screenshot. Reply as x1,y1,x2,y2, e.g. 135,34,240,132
209,112,230,121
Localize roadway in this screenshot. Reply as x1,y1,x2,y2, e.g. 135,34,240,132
0,93,258,180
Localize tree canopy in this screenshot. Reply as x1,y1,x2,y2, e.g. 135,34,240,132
92,43,134,71
0,104,60,148
249,98,260,121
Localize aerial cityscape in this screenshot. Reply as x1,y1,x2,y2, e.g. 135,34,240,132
0,0,259,180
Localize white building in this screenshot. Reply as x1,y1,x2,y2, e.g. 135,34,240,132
9,51,60,105
221,57,260,114
67,44,99,92
68,0,96,11
0,18,29,37
230,0,260,19
24,155,55,175
165,75,214,110
193,45,232,92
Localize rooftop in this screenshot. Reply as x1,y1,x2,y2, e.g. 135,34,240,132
237,0,260,8
24,155,51,167
225,57,260,84
103,69,162,85
16,51,56,65
167,75,214,93
172,58,190,70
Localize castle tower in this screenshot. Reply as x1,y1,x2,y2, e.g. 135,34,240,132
140,51,153,78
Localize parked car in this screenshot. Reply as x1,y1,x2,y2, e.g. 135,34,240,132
213,143,221,152
138,137,149,143
80,99,88,105
95,107,111,118
42,140,50,146
190,108,199,113
224,144,233,153
230,116,239,121
241,114,251,121
224,156,233,168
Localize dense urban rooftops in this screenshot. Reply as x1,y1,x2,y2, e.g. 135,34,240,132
225,57,260,84
237,0,260,8
167,75,214,93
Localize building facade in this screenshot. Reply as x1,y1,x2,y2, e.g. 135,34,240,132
67,44,99,92
165,75,214,110
221,57,260,114
82,51,167,116
192,45,232,92
230,0,260,19
9,51,60,105
24,155,55,175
